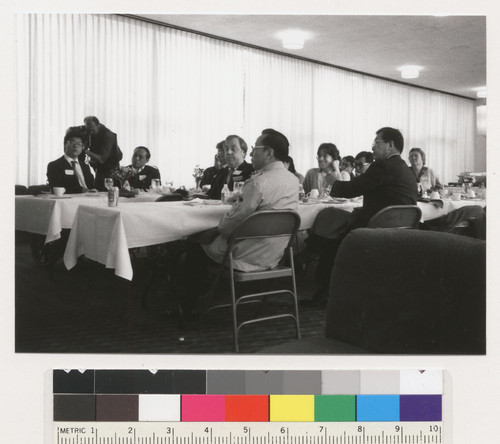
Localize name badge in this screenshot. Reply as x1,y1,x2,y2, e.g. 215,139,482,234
139,175,147,181
65,169,74,175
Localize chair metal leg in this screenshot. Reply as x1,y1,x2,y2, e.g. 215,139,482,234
229,265,239,352
289,248,301,339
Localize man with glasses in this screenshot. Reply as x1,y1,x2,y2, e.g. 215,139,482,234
307,127,417,306
175,129,299,318
46,127,95,194
353,151,374,176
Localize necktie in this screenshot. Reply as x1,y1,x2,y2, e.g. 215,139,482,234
71,161,87,189
226,168,233,185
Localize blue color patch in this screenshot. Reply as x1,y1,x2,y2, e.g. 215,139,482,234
357,395,400,421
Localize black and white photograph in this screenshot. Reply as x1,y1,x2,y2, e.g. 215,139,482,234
4,2,500,443
14,13,487,355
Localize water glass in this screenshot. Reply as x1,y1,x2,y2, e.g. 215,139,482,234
151,178,161,192
233,181,244,195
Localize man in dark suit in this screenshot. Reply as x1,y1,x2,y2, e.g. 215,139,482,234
309,127,418,305
207,135,254,199
47,127,95,193
81,116,123,191
125,146,161,190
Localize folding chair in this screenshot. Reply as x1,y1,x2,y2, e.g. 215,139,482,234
205,210,301,352
367,205,422,229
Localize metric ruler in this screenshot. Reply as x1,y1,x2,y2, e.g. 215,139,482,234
54,422,443,444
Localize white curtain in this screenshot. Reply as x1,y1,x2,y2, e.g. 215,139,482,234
16,13,477,187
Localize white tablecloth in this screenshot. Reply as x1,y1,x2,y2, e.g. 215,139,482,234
63,200,360,280
418,198,486,222
15,192,159,243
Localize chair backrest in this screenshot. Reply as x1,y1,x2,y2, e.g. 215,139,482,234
367,205,421,229
326,228,486,354
229,210,301,244
311,207,353,239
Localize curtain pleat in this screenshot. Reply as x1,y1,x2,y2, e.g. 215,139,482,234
16,13,477,187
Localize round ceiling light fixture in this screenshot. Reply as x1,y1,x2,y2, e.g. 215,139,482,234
276,30,310,50
475,87,486,98
398,65,422,79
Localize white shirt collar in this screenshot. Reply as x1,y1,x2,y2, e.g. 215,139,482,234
64,154,79,164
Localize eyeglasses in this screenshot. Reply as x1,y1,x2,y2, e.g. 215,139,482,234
354,162,370,168
251,145,268,154
68,140,84,147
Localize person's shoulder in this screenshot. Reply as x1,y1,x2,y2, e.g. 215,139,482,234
48,156,65,167
144,164,159,171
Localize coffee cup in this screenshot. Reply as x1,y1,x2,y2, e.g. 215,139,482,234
53,187,65,197
430,191,440,200
451,192,462,201
309,189,320,199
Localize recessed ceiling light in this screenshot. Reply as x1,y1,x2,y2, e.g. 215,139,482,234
276,30,310,50
398,65,422,79
475,87,486,98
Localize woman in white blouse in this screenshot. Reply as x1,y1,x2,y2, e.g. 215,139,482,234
303,143,348,193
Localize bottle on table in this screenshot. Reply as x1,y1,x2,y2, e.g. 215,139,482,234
221,184,230,204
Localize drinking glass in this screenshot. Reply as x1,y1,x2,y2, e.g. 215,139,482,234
233,181,244,195
151,178,161,192
104,178,114,190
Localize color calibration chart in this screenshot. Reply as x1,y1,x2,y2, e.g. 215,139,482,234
51,369,445,444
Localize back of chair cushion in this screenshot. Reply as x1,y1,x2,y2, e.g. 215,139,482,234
326,228,486,354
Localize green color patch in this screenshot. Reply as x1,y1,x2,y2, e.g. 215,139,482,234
314,395,356,422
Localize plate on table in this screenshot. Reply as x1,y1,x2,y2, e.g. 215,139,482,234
203,199,222,205
51,196,72,199
85,192,102,197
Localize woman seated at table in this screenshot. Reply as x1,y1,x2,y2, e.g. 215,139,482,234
408,147,443,195
122,146,161,190
284,155,304,184
302,143,345,193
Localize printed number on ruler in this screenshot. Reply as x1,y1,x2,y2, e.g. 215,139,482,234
54,422,443,444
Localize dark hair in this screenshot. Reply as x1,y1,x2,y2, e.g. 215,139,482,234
376,127,404,153
317,143,340,161
355,151,374,163
284,155,297,173
216,140,225,151
83,116,100,125
64,126,86,145
409,147,426,164
260,128,289,161
134,146,151,160
225,135,248,154
341,155,355,168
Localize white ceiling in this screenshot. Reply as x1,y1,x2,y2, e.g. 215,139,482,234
132,14,486,100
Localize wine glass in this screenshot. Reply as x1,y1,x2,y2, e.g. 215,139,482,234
104,178,114,191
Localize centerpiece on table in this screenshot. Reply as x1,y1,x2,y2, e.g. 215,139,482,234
111,166,139,195
458,172,475,194
192,165,204,191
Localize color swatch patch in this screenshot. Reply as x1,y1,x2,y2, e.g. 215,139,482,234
53,370,443,422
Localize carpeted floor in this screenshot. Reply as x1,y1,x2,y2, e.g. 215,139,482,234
15,232,327,354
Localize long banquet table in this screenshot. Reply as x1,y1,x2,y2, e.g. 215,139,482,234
15,192,159,243
63,200,361,280
61,196,486,281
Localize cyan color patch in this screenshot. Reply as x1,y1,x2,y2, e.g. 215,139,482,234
357,395,400,421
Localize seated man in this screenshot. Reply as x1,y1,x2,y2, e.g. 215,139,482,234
47,127,95,193
207,135,254,199
309,127,418,305
353,151,374,176
175,129,299,315
125,146,161,190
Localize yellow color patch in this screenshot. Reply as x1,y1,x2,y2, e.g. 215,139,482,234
269,395,315,421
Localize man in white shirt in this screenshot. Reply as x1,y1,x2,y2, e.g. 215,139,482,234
47,127,95,193
176,128,299,317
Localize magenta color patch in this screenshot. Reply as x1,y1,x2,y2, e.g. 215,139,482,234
181,395,225,421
